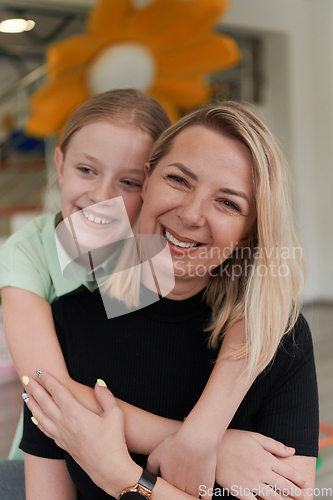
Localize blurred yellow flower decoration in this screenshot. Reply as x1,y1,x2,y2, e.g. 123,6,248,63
26,0,240,136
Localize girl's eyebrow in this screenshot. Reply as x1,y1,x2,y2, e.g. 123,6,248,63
75,152,98,162
75,153,144,175
168,162,250,206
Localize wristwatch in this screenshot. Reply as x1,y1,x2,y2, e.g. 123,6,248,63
118,469,157,499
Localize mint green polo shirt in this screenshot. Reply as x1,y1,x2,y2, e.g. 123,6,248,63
0,212,97,302
0,212,99,460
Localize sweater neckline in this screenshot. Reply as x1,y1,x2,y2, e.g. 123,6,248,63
138,286,208,321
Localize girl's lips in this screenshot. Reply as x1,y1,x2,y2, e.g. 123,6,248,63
76,208,118,229
81,208,113,225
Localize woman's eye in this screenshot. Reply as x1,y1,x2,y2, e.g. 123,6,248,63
166,174,187,186
219,199,241,212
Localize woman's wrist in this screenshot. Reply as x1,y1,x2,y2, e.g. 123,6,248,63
104,459,142,498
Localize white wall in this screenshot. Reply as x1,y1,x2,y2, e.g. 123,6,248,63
222,0,333,302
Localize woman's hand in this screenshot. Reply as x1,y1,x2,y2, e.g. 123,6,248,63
23,371,141,498
215,429,308,500
147,426,217,499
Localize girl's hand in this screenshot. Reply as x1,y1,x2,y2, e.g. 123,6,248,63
23,371,141,498
215,429,308,500
147,425,217,499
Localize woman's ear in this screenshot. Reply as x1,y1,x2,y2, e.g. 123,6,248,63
141,162,150,201
54,146,64,188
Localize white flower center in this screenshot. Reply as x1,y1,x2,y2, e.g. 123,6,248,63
87,43,156,95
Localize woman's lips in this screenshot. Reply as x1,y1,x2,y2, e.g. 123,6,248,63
161,224,206,255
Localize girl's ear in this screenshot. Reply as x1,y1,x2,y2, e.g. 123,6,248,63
141,162,150,201
54,146,64,187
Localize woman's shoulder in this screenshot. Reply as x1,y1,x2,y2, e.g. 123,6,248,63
52,289,105,323
283,312,312,348
273,312,315,371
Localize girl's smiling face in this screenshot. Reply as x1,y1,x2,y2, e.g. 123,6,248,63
55,121,154,249
140,125,256,291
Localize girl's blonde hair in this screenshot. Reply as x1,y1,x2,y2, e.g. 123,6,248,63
59,88,171,154
44,89,171,210
105,101,306,377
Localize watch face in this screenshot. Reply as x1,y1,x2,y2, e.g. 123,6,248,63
120,492,146,499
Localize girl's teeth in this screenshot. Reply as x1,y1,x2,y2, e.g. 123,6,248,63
164,229,198,248
82,210,112,225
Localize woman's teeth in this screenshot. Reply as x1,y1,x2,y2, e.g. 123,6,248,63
81,209,112,225
164,229,198,248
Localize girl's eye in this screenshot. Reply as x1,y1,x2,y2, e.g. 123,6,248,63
166,174,187,186
78,166,94,175
121,180,142,188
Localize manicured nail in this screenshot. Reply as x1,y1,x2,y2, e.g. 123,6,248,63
286,446,295,451
22,376,29,386
36,369,41,378
22,393,29,404
97,379,107,387
31,416,38,426
303,482,308,488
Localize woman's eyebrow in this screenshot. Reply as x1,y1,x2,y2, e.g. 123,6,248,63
168,162,250,205
168,162,198,181
219,187,250,206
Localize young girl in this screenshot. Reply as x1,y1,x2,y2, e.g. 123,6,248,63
20,102,316,500
0,88,171,447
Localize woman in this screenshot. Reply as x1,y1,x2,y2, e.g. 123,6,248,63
21,101,318,499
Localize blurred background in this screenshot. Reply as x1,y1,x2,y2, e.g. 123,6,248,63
0,0,332,493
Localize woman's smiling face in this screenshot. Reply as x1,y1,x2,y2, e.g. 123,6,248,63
140,125,256,290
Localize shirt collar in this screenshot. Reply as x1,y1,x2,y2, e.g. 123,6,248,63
42,212,96,297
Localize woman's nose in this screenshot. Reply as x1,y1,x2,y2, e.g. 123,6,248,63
176,193,206,228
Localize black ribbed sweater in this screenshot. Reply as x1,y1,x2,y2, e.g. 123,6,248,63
21,288,319,499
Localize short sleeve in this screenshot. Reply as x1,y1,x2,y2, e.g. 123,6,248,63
0,233,52,302
252,315,319,457
20,403,65,459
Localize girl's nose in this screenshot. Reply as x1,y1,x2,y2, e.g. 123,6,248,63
176,193,206,228
89,182,115,204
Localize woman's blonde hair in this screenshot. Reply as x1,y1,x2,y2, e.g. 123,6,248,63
105,101,306,377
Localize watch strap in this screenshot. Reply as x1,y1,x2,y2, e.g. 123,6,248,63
138,469,157,492
118,468,157,499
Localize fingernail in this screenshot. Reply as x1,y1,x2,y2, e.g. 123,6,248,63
36,369,41,378
286,446,295,451
22,393,29,404
31,417,38,426
97,379,107,387
303,482,308,488
22,376,29,386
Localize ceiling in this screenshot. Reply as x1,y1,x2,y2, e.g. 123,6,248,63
0,1,93,61
0,0,99,100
